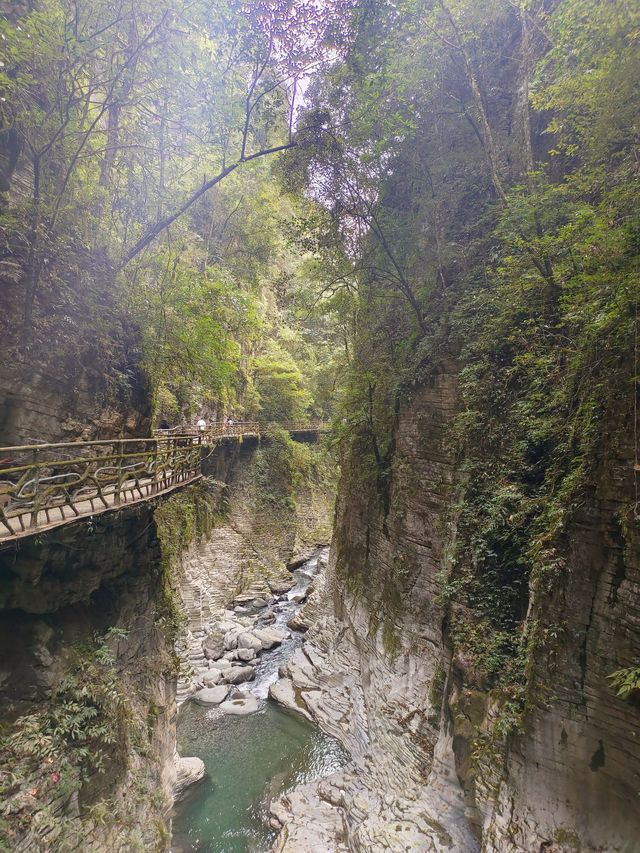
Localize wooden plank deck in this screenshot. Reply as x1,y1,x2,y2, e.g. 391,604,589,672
0,472,202,543
0,423,327,544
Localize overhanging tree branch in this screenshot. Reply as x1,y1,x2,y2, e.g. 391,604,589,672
120,140,297,266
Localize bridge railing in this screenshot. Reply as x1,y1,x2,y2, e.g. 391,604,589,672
0,436,201,538
152,421,328,441
0,422,330,540
153,422,262,441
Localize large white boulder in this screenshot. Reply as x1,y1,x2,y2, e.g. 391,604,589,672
254,627,289,650
224,665,256,684
237,631,262,651
193,685,230,706
219,692,260,716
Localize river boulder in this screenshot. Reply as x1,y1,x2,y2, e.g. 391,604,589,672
223,630,239,651
269,678,314,722
173,756,206,800
268,578,295,595
254,627,288,649
224,665,255,684
202,629,225,660
236,647,257,662
237,631,262,651
193,685,230,706
203,670,223,687
219,692,260,716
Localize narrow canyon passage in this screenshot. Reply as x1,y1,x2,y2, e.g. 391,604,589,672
172,550,347,853
2,0,639,850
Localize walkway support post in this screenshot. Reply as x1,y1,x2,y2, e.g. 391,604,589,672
29,448,40,529
115,440,124,506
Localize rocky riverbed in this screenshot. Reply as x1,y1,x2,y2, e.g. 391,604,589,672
171,549,348,852
176,551,323,713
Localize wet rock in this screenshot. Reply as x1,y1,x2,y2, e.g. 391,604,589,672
252,597,269,608
259,608,277,625
193,685,229,706
287,613,309,633
203,670,222,687
269,678,314,722
219,692,260,716
223,649,240,661
254,627,288,649
173,756,206,801
268,577,295,594
236,647,257,662
223,631,239,651
202,629,225,660
224,665,255,684
237,631,262,651
209,658,232,671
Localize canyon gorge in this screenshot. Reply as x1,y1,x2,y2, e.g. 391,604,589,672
1,0,639,851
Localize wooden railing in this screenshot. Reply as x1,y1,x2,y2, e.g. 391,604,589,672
153,422,261,441
0,437,201,540
152,421,328,442
0,423,328,542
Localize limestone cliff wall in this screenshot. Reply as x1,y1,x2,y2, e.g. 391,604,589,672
0,502,178,852
0,344,151,447
273,361,640,852
484,422,640,851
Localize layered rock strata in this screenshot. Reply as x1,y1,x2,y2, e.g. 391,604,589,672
0,503,180,852
270,364,640,852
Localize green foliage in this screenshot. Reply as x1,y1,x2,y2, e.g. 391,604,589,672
288,0,640,760
154,485,213,646
1,0,344,429
4,627,130,772
0,628,134,848
254,426,309,504
252,346,313,423
608,666,640,699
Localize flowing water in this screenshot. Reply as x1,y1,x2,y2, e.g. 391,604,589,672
171,550,346,853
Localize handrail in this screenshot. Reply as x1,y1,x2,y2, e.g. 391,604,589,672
151,421,328,439
0,436,167,455
0,436,201,540
0,423,328,541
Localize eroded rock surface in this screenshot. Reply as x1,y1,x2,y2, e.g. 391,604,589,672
173,756,206,800
270,366,640,852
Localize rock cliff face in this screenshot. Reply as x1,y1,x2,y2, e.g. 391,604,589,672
175,433,336,704
0,427,335,851
0,344,151,447
271,360,640,852
483,421,640,851
0,503,179,852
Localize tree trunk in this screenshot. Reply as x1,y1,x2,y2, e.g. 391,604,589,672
22,154,42,346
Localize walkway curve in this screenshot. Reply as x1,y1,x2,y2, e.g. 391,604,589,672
0,423,327,543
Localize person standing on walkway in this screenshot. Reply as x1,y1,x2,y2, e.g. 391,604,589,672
197,417,206,433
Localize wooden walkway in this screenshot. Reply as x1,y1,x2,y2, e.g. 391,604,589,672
0,423,326,544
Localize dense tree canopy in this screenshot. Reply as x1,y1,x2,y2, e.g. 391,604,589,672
1,0,639,836
0,0,355,422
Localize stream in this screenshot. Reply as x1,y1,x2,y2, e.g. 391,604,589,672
170,549,346,853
